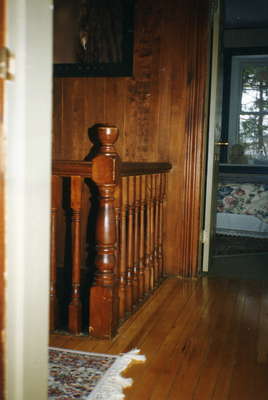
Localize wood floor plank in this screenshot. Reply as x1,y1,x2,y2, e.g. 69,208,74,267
228,280,263,400
49,334,74,348
252,280,268,400
163,279,230,400
190,280,241,399
127,279,222,399
124,279,200,399
49,277,268,400
109,278,192,354
50,277,178,354
93,277,180,354
257,280,268,364
211,280,246,400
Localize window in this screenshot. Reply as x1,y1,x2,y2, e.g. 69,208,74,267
221,52,268,169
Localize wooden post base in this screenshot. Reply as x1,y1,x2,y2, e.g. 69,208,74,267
89,286,119,339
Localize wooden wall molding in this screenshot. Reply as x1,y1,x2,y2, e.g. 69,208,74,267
179,0,210,277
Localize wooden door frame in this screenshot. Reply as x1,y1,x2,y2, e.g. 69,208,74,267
5,1,52,398
202,3,222,272
179,0,212,278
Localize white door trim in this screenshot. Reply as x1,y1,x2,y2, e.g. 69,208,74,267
202,5,221,272
5,1,53,398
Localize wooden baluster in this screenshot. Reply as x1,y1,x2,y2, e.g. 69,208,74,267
126,175,134,312
50,175,60,331
157,174,162,284
153,174,160,286
149,174,155,291
144,175,151,294
89,125,120,338
119,177,127,321
151,174,157,288
80,180,91,272
138,175,146,300
133,175,140,306
114,185,121,281
68,175,83,334
162,173,168,278
158,173,165,279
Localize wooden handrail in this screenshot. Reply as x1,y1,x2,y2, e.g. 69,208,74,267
52,160,92,177
52,161,171,178
120,162,172,176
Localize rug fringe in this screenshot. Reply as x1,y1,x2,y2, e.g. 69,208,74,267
87,349,146,400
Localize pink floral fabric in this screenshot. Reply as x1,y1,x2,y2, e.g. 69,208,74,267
217,182,268,224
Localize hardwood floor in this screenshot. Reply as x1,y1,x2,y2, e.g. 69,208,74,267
210,253,268,280
50,277,268,399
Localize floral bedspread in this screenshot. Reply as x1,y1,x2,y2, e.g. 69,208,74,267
217,182,268,224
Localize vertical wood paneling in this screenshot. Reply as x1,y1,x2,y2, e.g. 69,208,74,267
53,0,211,277
180,0,210,277
52,78,63,159
104,78,127,157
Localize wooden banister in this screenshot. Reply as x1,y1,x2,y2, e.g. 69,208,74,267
50,124,172,339
89,125,120,338
52,160,92,177
120,162,172,176
52,160,171,179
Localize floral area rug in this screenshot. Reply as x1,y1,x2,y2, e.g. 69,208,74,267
49,347,145,400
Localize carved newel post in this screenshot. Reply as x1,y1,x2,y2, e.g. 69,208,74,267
89,125,120,338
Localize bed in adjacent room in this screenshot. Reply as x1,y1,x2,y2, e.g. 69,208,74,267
216,174,268,238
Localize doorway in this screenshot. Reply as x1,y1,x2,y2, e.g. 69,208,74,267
203,0,268,278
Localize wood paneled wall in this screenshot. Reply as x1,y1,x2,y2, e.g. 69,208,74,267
53,0,211,277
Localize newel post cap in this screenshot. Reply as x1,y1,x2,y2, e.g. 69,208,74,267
92,125,120,184
96,125,119,150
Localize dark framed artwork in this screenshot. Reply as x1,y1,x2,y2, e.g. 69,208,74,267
53,0,134,77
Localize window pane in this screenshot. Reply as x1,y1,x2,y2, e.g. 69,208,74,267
241,89,263,112
225,55,268,166
231,113,268,164
241,65,268,112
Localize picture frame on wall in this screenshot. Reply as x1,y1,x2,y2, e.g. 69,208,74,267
53,0,134,77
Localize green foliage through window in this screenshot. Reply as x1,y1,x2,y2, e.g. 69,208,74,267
238,64,268,163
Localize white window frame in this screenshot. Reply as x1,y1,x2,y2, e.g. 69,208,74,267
228,54,268,164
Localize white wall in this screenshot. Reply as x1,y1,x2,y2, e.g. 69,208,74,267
5,1,53,399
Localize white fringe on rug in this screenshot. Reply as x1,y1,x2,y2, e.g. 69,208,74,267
87,349,146,400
